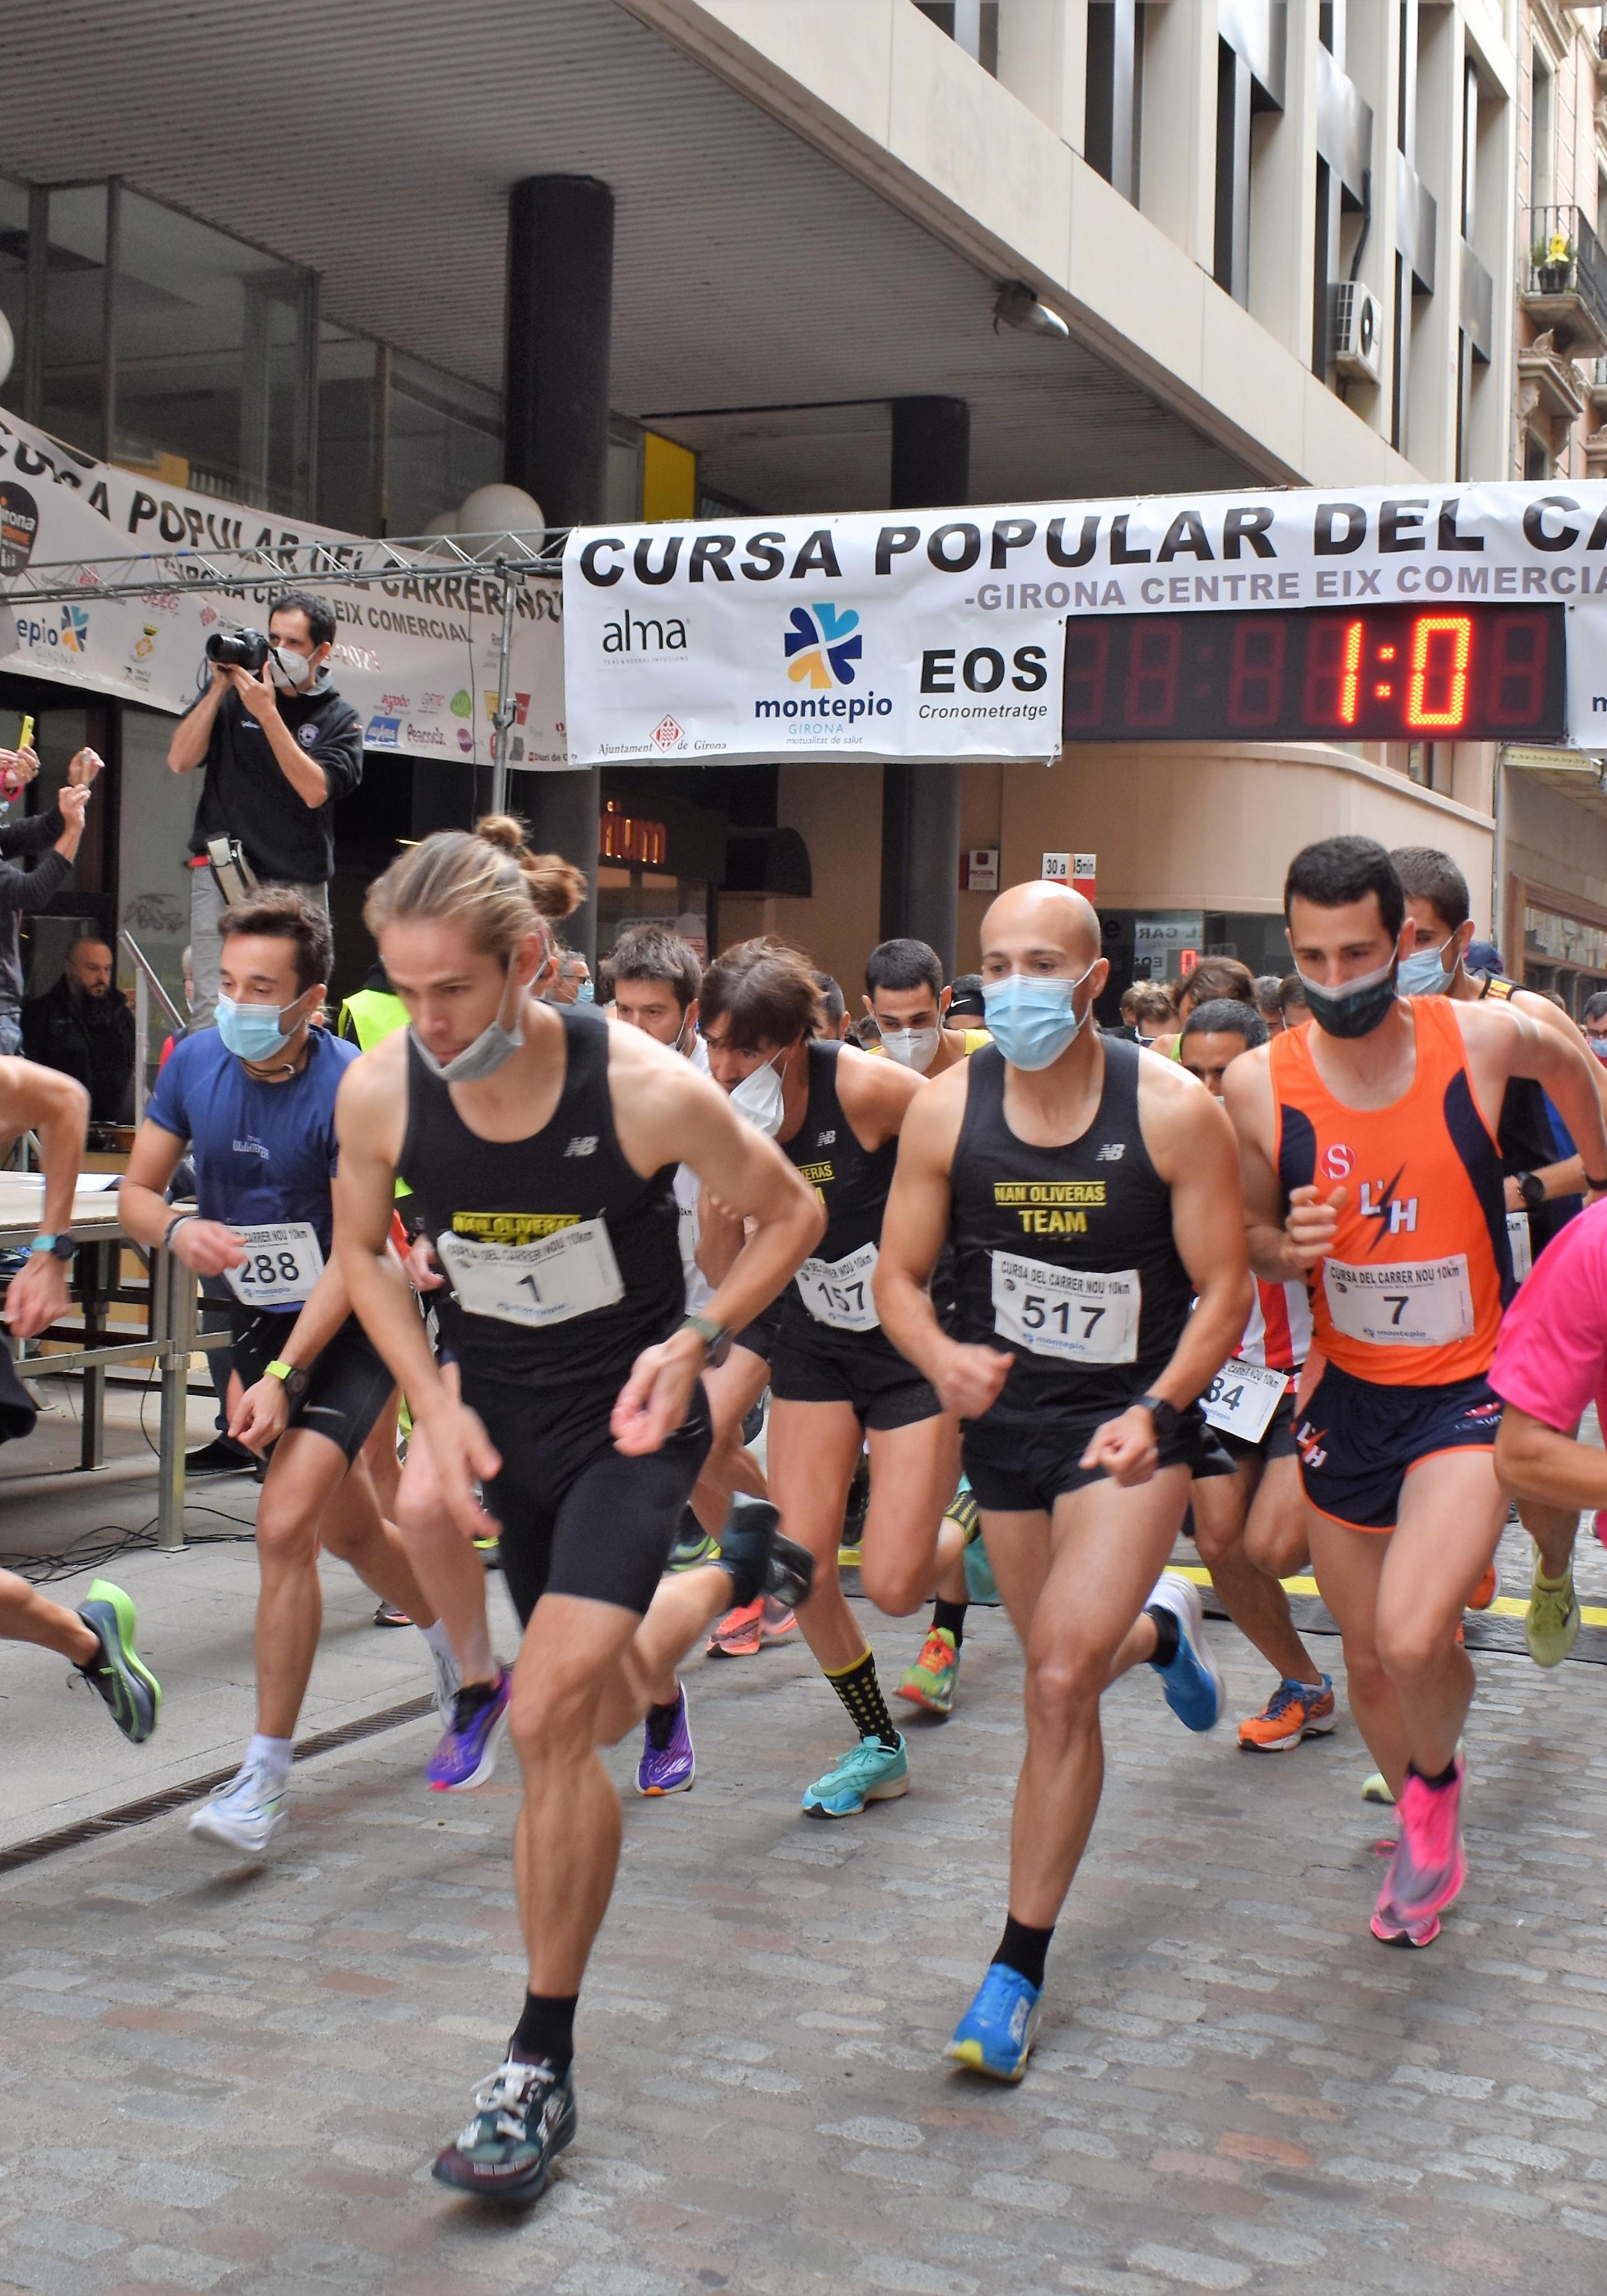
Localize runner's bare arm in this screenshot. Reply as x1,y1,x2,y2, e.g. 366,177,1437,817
1505,990,1607,1200
873,1063,1010,1415
833,1039,927,1150
1458,1000,1607,1191
1495,1404,1607,1513
121,1115,250,1277
0,1058,87,1339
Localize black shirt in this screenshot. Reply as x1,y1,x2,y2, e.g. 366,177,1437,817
182,683,363,884
0,806,71,1019
22,974,136,1123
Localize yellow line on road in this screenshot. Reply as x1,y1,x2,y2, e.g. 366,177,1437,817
1169,1564,1607,1631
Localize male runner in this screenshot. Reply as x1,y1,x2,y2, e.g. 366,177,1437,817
333,830,822,2206
876,881,1250,2078
1390,844,1607,1665
1177,998,1332,1748
699,938,964,1818
1223,836,1607,1950
120,888,454,1857
863,937,990,1076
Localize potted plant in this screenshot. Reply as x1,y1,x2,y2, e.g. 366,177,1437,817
1535,228,1577,295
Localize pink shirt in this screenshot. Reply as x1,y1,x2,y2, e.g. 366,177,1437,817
1489,1202,1607,1526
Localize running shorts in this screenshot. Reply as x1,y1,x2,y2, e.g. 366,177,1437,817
733,1293,785,1367
1214,1384,1300,1467
962,1399,1230,1515
466,1372,713,1624
228,1306,394,1464
770,1316,941,1433
1293,1360,1501,1533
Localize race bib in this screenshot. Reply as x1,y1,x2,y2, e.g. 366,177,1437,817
436,1217,623,1329
1323,1253,1474,1348
677,1196,700,1277
796,1240,879,1332
991,1252,1140,1365
224,1221,325,1308
1202,1357,1290,1444
1506,1208,1533,1283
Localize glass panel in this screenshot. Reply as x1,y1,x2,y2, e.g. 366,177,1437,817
41,184,108,457
0,174,28,416
112,187,313,514
317,324,378,534
386,353,500,535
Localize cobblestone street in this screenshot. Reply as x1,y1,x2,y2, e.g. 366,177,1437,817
4,1581,1607,2296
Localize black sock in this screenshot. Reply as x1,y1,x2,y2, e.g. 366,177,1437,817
932,1598,967,1649
825,1648,900,1749
1145,1603,1180,1668
992,1914,1055,1990
511,1990,578,2072
645,1694,682,1749
1407,1756,1460,1791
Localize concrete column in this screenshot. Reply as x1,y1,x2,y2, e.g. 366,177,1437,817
879,397,968,978
995,0,1084,149
503,174,614,962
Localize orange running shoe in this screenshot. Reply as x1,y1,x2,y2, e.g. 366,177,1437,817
760,1598,798,1644
1466,1559,1500,1612
707,1598,764,1658
1237,1674,1336,1751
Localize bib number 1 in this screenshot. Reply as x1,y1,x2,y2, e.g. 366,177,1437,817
436,1217,625,1329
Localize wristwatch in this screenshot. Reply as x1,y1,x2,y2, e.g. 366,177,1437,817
28,1231,74,1261
1516,1171,1546,1212
679,1312,732,1368
1136,1393,1181,1442
265,1358,310,1404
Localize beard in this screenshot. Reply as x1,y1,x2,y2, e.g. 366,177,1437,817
72,983,120,1027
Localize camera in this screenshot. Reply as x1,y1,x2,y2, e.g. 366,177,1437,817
205,628,271,674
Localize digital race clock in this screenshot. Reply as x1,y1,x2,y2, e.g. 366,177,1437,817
1060,604,1565,744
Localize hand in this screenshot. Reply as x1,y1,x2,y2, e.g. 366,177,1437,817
610,1330,704,1456
415,1392,503,1542
228,1375,289,1455
404,1231,444,1291
229,662,277,718
56,783,90,830
931,1340,1012,1420
0,746,39,791
1080,1402,1160,1486
1285,1182,1346,1269
1503,1176,1525,1215
66,747,103,788
168,1218,248,1277
4,1254,68,1340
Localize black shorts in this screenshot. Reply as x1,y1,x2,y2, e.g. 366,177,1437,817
1294,1361,1502,1533
467,1373,713,1625
733,1294,785,1367
229,1307,394,1464
770,1314,942,1433
1214,1384,1300,1467
963,1399,1231,1515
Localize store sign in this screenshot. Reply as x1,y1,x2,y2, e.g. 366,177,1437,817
0,410,567,767
961,847,998,892
1041,851,1096,898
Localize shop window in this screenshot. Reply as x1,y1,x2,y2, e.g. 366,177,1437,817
385,353,500,535
40,184,108,459
316,327,380,535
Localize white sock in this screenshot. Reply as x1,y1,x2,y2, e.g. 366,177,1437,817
418,1619,457,1664
245,1733,293,1787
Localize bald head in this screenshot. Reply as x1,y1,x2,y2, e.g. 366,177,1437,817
982,881,1103,970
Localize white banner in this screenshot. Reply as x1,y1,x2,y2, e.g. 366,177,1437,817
0,410,566,768
561,485,1607,765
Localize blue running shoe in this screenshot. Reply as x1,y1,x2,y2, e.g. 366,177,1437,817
636,1685,695,1797
427,1666,512,1792
801,1732,909,1819
1146,1571,1223,1733
948,1964,1042,2082
431,2057,577,2205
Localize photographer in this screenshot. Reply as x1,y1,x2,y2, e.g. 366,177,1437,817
167,591,362,1024
0,742,102,1057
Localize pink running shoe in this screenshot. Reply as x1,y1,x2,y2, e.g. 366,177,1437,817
1370,1756,1466,1947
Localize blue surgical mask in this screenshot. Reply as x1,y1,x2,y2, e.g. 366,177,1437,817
1398,935,1457,996
216,995,301,1065
982,966,1096,1071
575,979,595,1004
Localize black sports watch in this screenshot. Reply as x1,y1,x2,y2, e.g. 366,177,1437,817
1137,1394,1181,1441
1515,1170,1546,1212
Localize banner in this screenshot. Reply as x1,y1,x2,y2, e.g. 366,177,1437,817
0,410,567,768
561,485,1607,765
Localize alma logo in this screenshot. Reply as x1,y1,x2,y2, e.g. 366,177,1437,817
603,612,687,655
786,601,861,689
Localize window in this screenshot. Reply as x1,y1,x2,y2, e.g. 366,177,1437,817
316,327,381,535
1525,429,1551,482
385,354,501,536
40,185,108,459
914,3,999,74
1086,3,1144,205
1531,49,1554,206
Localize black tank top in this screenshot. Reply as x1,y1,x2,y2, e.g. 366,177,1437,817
1479,974,1580,1251
776,1039,904,1359
950,1036,1191,1423
397,1005,684,1393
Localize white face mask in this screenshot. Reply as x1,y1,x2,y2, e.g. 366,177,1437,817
410,959,526,1085
729,1050,787,1137
269,644,317,692
879,1024,941,1073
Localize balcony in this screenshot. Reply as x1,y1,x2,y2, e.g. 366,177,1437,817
1523,206,1607,357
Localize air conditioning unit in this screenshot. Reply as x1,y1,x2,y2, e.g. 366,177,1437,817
1331,281,1384,383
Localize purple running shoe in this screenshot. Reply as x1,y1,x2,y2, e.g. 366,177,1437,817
426,1666,512,1792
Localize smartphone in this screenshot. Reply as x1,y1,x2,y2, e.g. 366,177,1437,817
16,715,33,751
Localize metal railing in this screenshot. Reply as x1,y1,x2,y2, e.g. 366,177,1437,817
119,928,186,1122
1524,206,1607,343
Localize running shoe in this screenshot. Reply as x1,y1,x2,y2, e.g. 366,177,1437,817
948,1964,1042,2082
1467,1559,1500,1612
839,1453,870,1566
1237,1674,1336,1752
636,1686,694,1796
668,1511,718,1572
473,1534,502,1572
801,1732,909,1819
76,1581,161,1744
1525,1560,1581,1669
1145,1572,1223,1733
426,1631,462,1730
431,2057,577,2205
1371,1756,1467,1948
187,1757,288,1858
760,1597,798,1644
707,1599,763,1658
1361,1772,1394,1806
897,1627,961,1717
426,1667,512,1792
716,1500,816,1612
374,1598,413,1628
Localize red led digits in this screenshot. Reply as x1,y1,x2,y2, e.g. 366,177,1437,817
1303,618,1363,724
1126,620,1181,727
1225,618,1286,727
1405,615,1473,729
1063,625,1109,728
1485,612,1550,726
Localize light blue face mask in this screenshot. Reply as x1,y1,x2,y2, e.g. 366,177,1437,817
982,965,1097,1071
216,994,302,1065
1396,934,1458,997
575,979,595,1004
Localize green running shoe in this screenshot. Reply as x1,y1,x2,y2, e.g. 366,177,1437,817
668,1521,719,1572
1525,1561,1581,1669
897,1627,961,1716
801,1732,909,1819
76,1580,161,1743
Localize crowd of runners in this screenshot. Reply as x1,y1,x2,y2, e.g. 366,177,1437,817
4,814,1607,2207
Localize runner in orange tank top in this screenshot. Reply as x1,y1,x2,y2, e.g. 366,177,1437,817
1224,838,1607,1953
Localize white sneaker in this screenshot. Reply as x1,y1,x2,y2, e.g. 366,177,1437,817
424,1632,462,1729
188,1759,289,1858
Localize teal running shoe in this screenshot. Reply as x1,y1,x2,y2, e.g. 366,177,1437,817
948,1964,1042,2082
431,2057,577,2205
1146,1571,1223,1733
76,1580,161,1743
801,1732,909,1819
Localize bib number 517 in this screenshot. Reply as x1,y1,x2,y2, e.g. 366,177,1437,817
1023,1292,1106,1344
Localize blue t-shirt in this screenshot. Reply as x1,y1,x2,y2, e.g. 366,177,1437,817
144,1026,358,1257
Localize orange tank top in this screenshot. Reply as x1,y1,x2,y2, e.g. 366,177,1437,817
1269,995,1512,1386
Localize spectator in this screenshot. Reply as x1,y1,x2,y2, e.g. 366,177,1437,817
166,591,362,1026
948,973,987,1022
1253,973,1286,1034
1278,972,1310,1027
22,935,136,1124
814,969,853,1041
1582,988,1607,1056
1125,984,1174,1044
547,945,593,1005
0,743,101,1058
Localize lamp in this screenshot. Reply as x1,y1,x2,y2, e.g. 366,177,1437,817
992,282,1070,341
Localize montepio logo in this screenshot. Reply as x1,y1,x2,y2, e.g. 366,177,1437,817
786,601,861,688
61,605,90,652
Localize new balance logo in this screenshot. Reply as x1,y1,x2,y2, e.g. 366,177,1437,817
563,1136,598,1157
817,1129,836,1146
1096,1142,1125,1161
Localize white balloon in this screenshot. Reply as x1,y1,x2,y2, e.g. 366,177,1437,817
0,312,13,390
457,482,545,536
421,508,459,535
